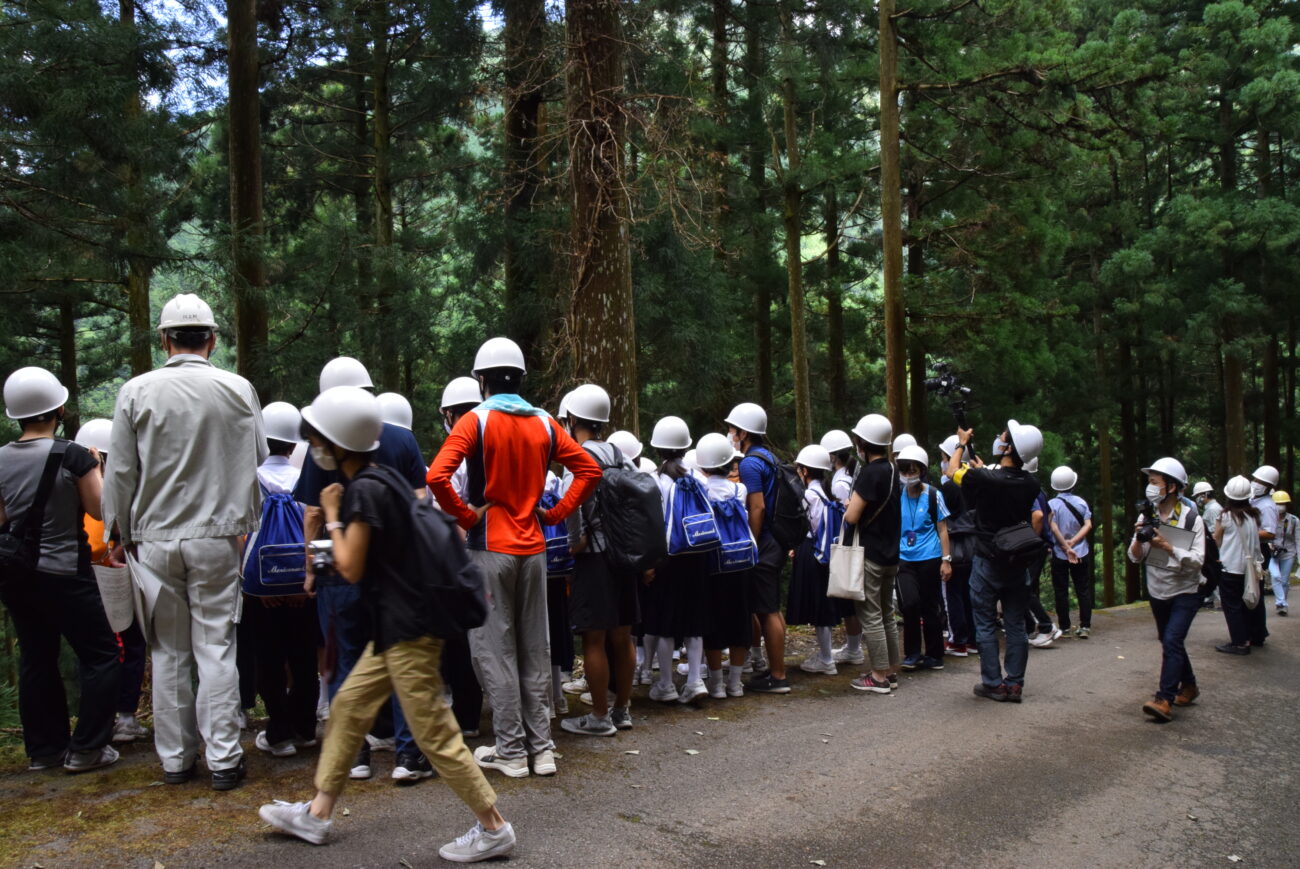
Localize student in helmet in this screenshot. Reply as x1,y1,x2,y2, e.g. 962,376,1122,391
259,387,516,861
1,368,122,773
1048,465,1094,639
943,420,1044,703
936,435,976,657
895,445,952,673
376,393,414,432
428,338,601,778
1249,465,1282,574
786,445,846,675
1128,456,1206,721
1191,482,1223,609
103,294,266,789
821,429,865,666
1269,491,1295,615
1022,457,1060,648
1214,475,1267,653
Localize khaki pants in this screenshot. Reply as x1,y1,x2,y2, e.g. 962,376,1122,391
853,559,900,673
315,637,497,813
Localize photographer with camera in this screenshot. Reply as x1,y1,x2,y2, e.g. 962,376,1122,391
1127,457,1205,722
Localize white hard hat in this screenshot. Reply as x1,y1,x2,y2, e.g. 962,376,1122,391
1024,457,1039,474
472,337,526,374
262,401,305,444
891,433,917,454
938,434,960,458
683,449,698,471
852,413,892,447
695,433,735,470
795,444,832,472
724,402,767,436
896,444,929,467
608,430,643,461
301,386,383,453
74,418,113,453
440,376,481,411
1007,419,1044,463
820,429,853,453
650,416,691,450
1191,481,1214,497
319,356,373,392
1252,465,1280,488
566,383,611,423
1141,457,1188,487
1223,475,1252,502
3,367,69,420
1051,466,1078,492
637,457,656,475
376,393,413,430
157,293,218,331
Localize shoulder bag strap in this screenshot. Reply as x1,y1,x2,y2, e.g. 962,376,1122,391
9,440,71,547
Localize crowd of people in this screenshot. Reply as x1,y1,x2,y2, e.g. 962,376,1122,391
0,293,1295,862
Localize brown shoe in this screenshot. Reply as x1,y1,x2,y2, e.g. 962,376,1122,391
1142,697,1173,722
1174,684,1200,707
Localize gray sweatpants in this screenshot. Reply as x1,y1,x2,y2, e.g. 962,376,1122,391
468,550,553,759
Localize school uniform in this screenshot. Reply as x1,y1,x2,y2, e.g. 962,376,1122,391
785,480,840,628
702,476,753,651
566,440,640,632
896,483,950,662
649,463,711,639
543,471,576,674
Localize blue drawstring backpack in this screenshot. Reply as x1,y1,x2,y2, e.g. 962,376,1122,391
709,483,757,574
540,491,574,575
241,490,307,596
813,491,847,566
666,475,719,555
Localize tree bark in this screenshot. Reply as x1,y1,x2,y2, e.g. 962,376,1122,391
906,179,926,443
744,0,773,413
1092,293,1115,607
1119,338,1140,602
58,297,80,437
779,3,811,446
347,13,372,355
371,0,400,392
227,0,269,393
825,184,846,421
878,0,906,426
1219,90,1246,472
121,0,152,377
565,0,638,430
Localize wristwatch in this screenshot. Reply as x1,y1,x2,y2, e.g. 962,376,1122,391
326,521,345,532
941,554,953,562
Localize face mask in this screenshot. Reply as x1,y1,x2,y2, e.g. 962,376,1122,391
728,432,741,451
993,437,1008,456
1145,483,1164,503
310,445,338,471
900,474,921,486
1250,482,1267,499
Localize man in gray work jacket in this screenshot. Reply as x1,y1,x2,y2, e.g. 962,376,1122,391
103,294,267,790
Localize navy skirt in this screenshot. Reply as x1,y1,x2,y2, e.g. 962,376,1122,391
786,539,842,627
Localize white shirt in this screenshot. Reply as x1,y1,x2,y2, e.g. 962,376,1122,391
831,467,853,503
1251,496,1280,537
1217,512,1259,574
804,479,828,539
257,455,300,496
1048,492,1091,559
704,475,747,502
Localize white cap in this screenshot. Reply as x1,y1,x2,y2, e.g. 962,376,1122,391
608,430,643,461
1252,465,1280,488
820,429,853,453
263,401,305,443
724,402,767,436
1191,481,1214,497
1024,457,1039,474
1007,419,1044,463
891,433,917,454
567,384,611,424
472,337,526,374
157,293,218,331
650,416,691,450
1141,457,1188,487
1224,475,1252,501
1051,466,1078,492
938,434,959,458
852,413,892,447
683,449,698,471
795,444,832,472
320,356,373,392
301,386,383,453
3,367,69,420
441,376,482,410
637,457,657,475
376,393,413,430
695,433,736,470
74,419,113,453
896,444,929,467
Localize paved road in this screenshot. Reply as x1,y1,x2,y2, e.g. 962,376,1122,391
4,602,1297,868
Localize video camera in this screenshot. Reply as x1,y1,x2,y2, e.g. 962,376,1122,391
926,361,975,431
1135,500,1160,543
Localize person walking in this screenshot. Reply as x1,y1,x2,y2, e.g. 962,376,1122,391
1270,491,1295,615
103,295,266,789
0,367,121,773
1215,476,1267,653
1048,465,1094,639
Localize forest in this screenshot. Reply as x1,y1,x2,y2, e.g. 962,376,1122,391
1,0,1297,608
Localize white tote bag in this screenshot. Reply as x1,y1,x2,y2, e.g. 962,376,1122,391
827,522,866,601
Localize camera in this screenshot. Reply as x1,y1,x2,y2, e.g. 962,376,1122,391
926,362,976,433
309,539,335,572
1135,501,1159,543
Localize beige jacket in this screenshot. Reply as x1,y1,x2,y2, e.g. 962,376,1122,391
103,355,267,544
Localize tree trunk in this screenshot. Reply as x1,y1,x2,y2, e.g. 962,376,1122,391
347,14,372,352
1092,297,1115,607
1219,91,1246,472
878,0,906,426
371,0,400,392
565,0,638,430
779,4,811,446
825,185,846,421
121,0,152,377
58,297,80,437
227,0,269,394
744,0,773,413
502,0,547,365
906,180,926,443
1119,338,1140,602
1287,315,1296,493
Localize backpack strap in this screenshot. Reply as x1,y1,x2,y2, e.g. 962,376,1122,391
926,483,939,529
1057,494,1086,529
3,439,70,549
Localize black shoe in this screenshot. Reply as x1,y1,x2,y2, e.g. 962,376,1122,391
392,752,435,783
350,743,373,780
744,671,792,694
211,758,247,791
1215,643,1250,656
973,682,1010,702
164,763,198,785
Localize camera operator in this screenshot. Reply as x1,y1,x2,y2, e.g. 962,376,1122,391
1127,457,1205,723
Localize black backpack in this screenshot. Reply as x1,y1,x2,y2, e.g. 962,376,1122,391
358,465,488,638
751,450,810,550
587,442,667,572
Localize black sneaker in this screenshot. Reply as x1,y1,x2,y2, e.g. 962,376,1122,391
392,752,435,783
350,743,373,779
211,758,247,791
29,752,66,771
918,656,944,671
1215,643,1250,656
164,763,197,785
745,672,792,694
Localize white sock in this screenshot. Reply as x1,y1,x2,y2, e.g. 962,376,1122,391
641,635,657,671
708,667,723,684
750,645,764,663
686,637,704,683
728,665,744,689
816,626,834,663
847,633,862,654
317,676,329,708
635,642,645,668
656,637,675,687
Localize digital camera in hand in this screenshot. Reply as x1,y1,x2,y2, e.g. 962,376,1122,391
309,539,335,572
1135,501,1160,543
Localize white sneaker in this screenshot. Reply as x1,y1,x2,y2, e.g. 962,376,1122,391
579,690,616,707
746,653,768,674
473,745,529,778
256,730,298,757
439,821,516,863
635,666,654,686
727,681,745,698
553,694,569,715
678,681,708,703
676,662,690,677
365,734,396,752
1049,625,1064,641
112,714,149,744
532,749,557,776
259,800,331,845
1028,632,1055,649
649,682,680,702
799,654,838,675
316,700,330,722
562,677,588,695
832,645,865,665
706,674,727,699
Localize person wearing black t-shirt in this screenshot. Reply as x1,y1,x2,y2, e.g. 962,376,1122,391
944,420,1044,704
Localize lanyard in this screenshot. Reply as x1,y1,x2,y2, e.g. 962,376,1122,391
904,486,927,534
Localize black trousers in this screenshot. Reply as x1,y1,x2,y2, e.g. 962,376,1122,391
898,558,946,659
439,631,483,733
1051,555,1094,630
945,561,975,645
1219,572,1269,646
236,613,257,710
247,596,320,744
1022,549,1053,633
0,571,120,760
117,620,147,716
